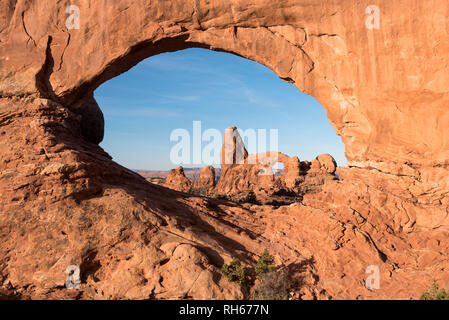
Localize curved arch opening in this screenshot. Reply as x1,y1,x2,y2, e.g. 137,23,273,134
94,48,345,196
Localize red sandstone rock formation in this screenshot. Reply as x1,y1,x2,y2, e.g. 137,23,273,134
193,165,216,190
316,154,337,174
0,0,448,300
164,166,192,193
138,168,221,182
164,165,216,194
215,126,337,196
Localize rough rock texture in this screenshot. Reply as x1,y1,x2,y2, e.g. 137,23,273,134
215,126,337,196
315,154,337,174
0,97,448,300
76,95,104,145
193,165,216,190
0,97,246,299
164,166,192,193
165,165,216,193
0,1,448,300
2,0,449,175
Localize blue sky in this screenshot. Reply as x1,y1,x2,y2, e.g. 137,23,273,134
95,48,346,170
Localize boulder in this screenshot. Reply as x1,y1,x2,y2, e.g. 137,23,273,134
316,154,337,174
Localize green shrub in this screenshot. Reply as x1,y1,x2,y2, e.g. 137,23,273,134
255,249,276,279
252,271,290,300
272,189,297,197
190,187,208,196
221,258,246,285
215,194,229,201
264,200,290,207
420,280,449,300
239,191,261,205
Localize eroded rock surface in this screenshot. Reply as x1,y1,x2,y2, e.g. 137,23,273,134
164,166,192,193
215,126,338,197
192,165,216,190
1,0,449,176
0,1,448,300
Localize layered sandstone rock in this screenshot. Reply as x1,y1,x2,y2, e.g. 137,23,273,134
163,165,216,195
193,165,216,190
215,126,337,196
165,165,216,194
316,154,337,174
0,97,448,300
0,0,448,300
2,0,449,177
0,97,246,299
164,166,192,193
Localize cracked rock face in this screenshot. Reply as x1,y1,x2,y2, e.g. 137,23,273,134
0,1,448,300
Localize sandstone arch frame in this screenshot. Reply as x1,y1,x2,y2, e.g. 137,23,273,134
2,0,449,173
0,0,449,300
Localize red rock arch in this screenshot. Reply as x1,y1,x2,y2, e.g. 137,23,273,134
2,1,448,174
0,1,448,300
